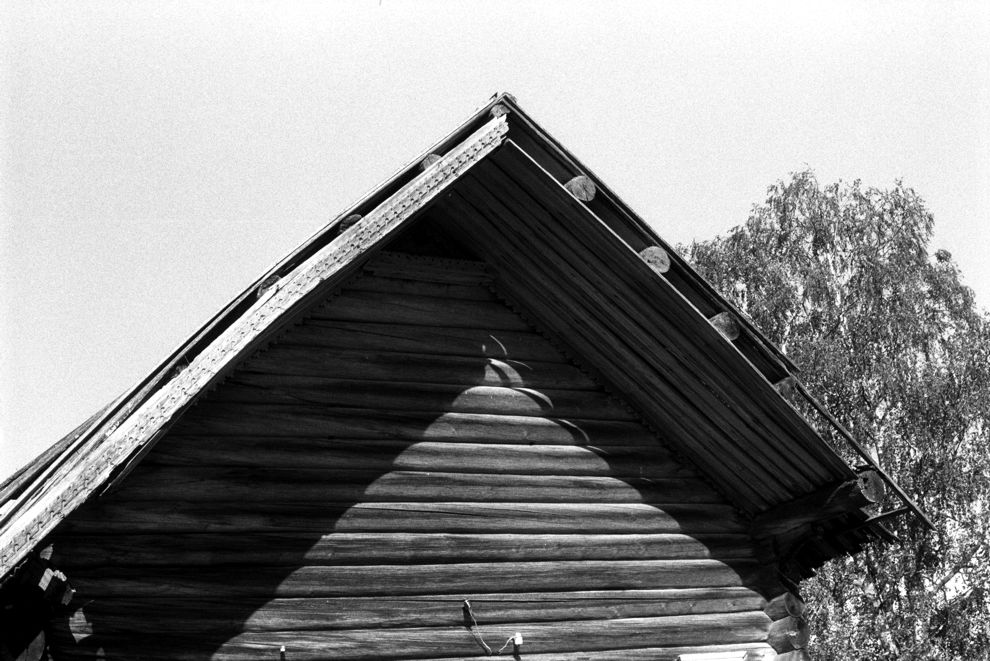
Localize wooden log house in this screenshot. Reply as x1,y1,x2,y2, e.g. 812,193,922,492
0,94,929,660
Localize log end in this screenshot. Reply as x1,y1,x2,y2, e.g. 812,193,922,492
709,311,741,341
339,214,363,234
640,246,671,274
773,376,797,398
564,175,596,202
256,274,280,298
857,469,886,504
490,103,510,119
767,614,810,653
421,153,443,170
765,591,806,620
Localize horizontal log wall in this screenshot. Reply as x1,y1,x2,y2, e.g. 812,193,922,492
47,252,770,660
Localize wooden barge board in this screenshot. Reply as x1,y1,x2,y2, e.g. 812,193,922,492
0,114,510,576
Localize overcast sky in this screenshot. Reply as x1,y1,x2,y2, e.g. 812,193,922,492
2,1,988,481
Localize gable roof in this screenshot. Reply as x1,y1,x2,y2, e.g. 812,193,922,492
0,94,929,581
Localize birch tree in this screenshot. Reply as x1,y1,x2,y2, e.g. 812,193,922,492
687,170,990,660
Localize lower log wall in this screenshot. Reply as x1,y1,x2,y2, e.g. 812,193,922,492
44,253,776,660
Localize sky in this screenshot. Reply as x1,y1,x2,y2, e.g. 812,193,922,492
1,1,988,481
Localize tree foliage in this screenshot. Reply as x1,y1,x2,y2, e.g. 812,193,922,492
687,170,990,660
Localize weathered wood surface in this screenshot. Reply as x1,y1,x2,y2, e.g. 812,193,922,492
173,405,654,442
420,153,443,169
345,274,497,300
52,612,771,660
63,501,746,534
68,559,762,598
764,591,806,620
709,311,741,342
48,249,771,658
66,588,766,633
361,252,492,285
565,174,597,201
338,213,362,232
52,645,775,661
767,614,810,652
753,473,883,537
493,118,798,390
111,468,725,504
53,533,757,568
145,440,684,474
242,347,598,389
54,612,766,659
435,180,807,511
283,320,562,359
640,245,671,274
311,291,532,330
212,376,636,420
467,149,850,488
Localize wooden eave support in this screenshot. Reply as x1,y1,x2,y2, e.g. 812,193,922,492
792,379,935,530
752,470,884,538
